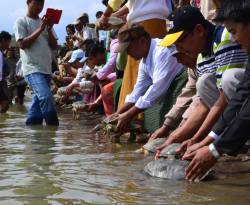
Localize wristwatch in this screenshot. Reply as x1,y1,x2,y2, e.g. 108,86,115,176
209,143,220,159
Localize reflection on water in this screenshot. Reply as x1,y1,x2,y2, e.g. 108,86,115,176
0,101,250,205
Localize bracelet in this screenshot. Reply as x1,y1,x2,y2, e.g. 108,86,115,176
208,143,220,159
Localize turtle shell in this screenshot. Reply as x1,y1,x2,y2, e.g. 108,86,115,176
159,143,181,158
92,123,105,132
142,138,167,153
103,114,119,124
72,101,86,110
144,159,189,180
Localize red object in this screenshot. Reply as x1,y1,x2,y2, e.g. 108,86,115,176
102,82,114,116
45,8,62,24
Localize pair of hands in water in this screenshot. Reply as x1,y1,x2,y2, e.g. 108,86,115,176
149,128,217,181
106,112,133,132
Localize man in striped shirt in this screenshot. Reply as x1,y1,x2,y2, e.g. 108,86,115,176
155,5,248,158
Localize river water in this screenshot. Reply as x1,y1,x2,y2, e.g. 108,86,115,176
0,98,250,205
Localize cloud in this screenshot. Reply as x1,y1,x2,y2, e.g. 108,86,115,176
0,0,105,44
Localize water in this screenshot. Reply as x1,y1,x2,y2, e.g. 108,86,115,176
0,99,250,205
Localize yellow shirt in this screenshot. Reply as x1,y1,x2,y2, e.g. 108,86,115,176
108,0,124,11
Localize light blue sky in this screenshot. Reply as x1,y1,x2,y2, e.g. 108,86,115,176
0,0,105,44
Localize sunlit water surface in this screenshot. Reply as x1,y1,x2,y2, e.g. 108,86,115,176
0,98,249,205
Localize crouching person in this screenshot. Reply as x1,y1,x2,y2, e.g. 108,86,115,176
59,43,106,104
56,49,88,104
112,25,184,131
149,53,198,141
155,6,248,158
183,0,250,181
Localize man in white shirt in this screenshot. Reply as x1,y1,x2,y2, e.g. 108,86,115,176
78,13,97,41
113,25,183,131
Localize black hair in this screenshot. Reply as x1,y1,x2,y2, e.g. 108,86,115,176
215,0,250,24
85,42,105,57
81,39,95,48
66,24,75,34
96,11,103,18
0,31,12,41
110,29,119,39
27,0,44,4
79,14,89,24
121,0,128,7
102,0,108,6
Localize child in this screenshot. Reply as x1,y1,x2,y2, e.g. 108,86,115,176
14,0,59,126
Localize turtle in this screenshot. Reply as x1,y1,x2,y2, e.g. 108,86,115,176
116,123,144,143
158,143,182,159
92,123,105,132
102,114,119,125
54,94,62,104
57,86,67,96
144,158,214,181
72,101,87,120
94,115,145,143
144,159,189,180
136,138,167,154
135,133,150,143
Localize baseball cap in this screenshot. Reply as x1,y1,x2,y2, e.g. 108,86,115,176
73,19,81,25
68,49,85,63
78,13,89,19
115,24,149,53
160,5,207,47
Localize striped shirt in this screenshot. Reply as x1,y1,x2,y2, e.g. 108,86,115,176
197,23,248,89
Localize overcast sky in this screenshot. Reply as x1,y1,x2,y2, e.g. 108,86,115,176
0,0,105,44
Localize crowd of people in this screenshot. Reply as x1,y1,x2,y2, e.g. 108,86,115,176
0,0,250,182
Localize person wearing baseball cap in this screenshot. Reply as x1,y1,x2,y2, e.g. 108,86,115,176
159,5,208,55
110,24,184,131
57,42,106,102
155,6,249,166
68,49,85,64
77,12,97,41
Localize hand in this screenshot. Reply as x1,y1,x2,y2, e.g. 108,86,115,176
105,112,119,123
46,17,54,31
149,125,170,141
99,15,109,30
117,112,133,132
154,137,174,160
90,73,99,84
65,84,74,94
68,34,77,41
185,146,218,181
86,101,99,112
39,16,48,32
175,138,197,156
182,142,205,160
